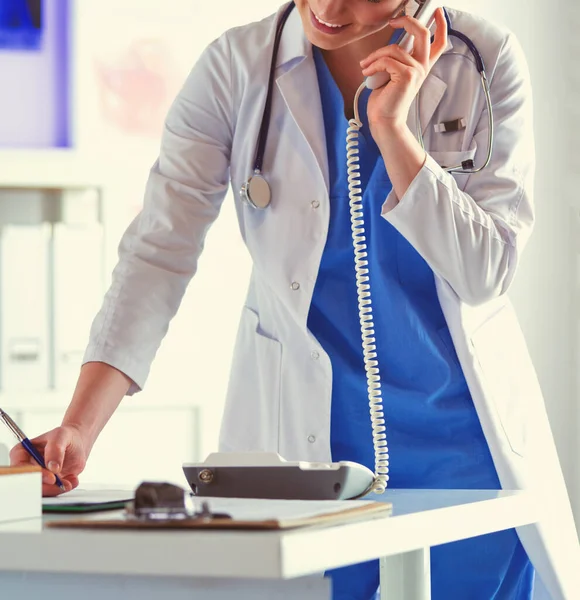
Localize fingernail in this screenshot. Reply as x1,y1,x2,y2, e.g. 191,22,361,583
48,461,60,473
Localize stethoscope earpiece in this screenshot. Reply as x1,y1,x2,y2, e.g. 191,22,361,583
240,173,272,210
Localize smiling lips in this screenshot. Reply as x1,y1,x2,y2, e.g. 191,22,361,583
310,9,350,34
314,13,346,28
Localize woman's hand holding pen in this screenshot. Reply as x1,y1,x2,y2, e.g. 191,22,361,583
10,424,87,496
9,363,134,496
359,8,447,204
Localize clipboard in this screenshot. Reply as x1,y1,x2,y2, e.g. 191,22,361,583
46,498,392,531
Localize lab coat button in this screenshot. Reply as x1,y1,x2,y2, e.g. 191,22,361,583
311,200,320,209
310,351,319,360
308,435,316,443
291,281,300,291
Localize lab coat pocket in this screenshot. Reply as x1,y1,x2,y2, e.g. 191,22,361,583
470,305,535,458
429,146,477,191
220,306,282,453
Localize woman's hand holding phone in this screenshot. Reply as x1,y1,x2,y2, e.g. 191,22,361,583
361,7,448,134
360,8,448,203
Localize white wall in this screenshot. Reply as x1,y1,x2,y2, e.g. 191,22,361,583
0,443,8,467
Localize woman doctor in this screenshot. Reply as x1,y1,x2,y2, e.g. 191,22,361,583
11,0,580,598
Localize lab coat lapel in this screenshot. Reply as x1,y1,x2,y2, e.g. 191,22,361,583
408,38,452,136
276,58,330,194
409,72,448,136
274,6,328,192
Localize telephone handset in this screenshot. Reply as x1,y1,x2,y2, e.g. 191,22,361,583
366,0,444,90
182,1,442,502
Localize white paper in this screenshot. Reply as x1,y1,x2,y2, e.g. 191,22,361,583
195,497,381,523
42,489,134,506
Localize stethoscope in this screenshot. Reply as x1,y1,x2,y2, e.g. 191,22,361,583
240,2,494,210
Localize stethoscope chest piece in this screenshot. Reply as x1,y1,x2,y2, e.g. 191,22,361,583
240,173,272,210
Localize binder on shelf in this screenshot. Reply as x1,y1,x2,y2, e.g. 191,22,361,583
52,222,104,390
0,224,51,391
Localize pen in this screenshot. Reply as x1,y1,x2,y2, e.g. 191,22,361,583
0,407,66,491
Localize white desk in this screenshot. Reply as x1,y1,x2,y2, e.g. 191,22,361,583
0,489,538,600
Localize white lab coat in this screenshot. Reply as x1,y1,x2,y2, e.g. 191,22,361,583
84,4,580,598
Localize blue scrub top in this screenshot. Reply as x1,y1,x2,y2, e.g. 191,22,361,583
307,47,534,600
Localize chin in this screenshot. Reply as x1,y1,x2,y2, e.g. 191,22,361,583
305,33,352,51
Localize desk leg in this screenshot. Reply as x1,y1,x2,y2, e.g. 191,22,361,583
379,547,430,600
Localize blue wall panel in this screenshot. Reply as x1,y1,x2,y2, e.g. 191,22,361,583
0,0,71,148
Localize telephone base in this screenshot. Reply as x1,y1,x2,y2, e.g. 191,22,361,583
183,453,375,501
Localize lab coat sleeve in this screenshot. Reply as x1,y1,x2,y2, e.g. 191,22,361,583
382,32,535,306
82,34,234,394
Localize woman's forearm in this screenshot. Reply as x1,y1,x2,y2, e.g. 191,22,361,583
373,120,427,205
62,362,133,453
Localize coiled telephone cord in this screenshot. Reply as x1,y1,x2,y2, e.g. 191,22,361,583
346,82,390,494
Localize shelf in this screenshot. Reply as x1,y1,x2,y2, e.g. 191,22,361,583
0,149,103,188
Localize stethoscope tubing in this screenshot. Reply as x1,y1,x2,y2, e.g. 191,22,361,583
242,2,494,208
